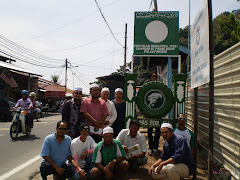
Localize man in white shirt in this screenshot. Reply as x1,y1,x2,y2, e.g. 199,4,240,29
100,87,117,127
116,119,148,171
70,122,96,179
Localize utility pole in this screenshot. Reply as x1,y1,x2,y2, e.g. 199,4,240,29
123,23,127,74
65,58,67,93
153,0,158,11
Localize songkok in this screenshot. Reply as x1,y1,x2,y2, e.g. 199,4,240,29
90,83,99,89
101,87,110,93
161,123,173,130
103,126,114,135
115,88,123,93
74,87,82,92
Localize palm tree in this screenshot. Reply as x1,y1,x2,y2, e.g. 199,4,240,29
51,74,60,83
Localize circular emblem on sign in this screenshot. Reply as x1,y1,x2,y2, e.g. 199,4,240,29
136,82,173,118
196,26,200,45
145,20,168,43
144,89,166,110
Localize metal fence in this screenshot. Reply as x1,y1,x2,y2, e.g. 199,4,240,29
186,42,240,180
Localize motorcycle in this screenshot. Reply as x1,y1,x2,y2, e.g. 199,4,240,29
10,107,32,140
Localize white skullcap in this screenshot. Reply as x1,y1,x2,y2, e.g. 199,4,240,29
161,123,173,130
115,88,123,93
101,87,110,93
74,87,82,91
103,126,114,135
90,83,99,89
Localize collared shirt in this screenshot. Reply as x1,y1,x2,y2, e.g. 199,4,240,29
92,139,126,166
174,128,194,149
80,97,109,128
40,133,72,167
16,98,33,113
104,99,117,127
160,134,195,175
116,129,147,153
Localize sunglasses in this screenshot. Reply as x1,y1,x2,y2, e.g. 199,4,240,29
58,127,67,131
178,117,186,120
81,129,90,132
75,92,82,95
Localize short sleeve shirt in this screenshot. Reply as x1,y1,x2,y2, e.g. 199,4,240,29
16,98,33,114
92,139,126,166
174,128,194,149
116,129,147,153
40,133,72,167
80,97,109,128
70,136,96,168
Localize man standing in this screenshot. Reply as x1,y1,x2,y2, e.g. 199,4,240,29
116,119,148,171
149,123,195,180
62,87,84,138
15,90,33,129
70,122,96,179
112,88,125,138
81,84,109,143
100,87,117,128
174,114,194,156
40,121,79,180
91,127,129,180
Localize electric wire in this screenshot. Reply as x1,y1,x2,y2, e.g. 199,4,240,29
0,35,63,63
69,68,89,88
94,0,124,47
70,65,92,82
149,0,153,11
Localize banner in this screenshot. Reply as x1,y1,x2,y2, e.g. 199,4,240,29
190,0,210,89
134,11,179,55
0,69,18,88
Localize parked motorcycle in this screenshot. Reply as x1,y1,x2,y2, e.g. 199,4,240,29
10,107,32,140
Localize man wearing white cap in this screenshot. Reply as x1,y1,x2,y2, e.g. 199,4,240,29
100,87,117,128
91,127,129,179
112,88,125,138
149,123,195,180
81,84,110,143
62,87,85,138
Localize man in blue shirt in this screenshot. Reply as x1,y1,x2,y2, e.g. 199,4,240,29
149,123,195,180
40,121,79,180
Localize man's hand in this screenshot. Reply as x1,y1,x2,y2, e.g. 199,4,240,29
94,120,102,127
55,166,65,175
104,167,113,179
122,145,129,154
80,150,88,160
149,165,155,175
78,169,87,178
156,163,163,174
106,159,116,171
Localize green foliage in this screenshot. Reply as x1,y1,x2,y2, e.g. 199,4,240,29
51,74,59,83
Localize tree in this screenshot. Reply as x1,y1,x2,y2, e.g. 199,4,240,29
51,74,60,84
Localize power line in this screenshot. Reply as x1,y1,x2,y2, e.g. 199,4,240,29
94,0,124,47
69,68,90,88
0,35,63,63
17,0,120,43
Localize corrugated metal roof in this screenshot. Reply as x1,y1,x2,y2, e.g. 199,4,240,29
0,61,41,76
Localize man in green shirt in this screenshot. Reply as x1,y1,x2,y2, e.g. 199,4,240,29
90,127,129,179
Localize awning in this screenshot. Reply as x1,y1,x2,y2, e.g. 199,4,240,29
0,61,41,77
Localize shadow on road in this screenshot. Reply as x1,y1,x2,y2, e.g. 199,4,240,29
10,134,41,142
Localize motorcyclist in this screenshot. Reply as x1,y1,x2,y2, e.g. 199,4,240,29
29,92,37,127
15,90,33,129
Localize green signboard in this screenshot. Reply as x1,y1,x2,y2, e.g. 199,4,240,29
134,11,179,55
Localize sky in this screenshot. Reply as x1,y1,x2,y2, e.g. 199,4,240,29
0,0,239,94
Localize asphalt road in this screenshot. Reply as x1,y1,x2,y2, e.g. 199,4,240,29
0,113,61,180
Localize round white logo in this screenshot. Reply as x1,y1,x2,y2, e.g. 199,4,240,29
144,89,166,110
145,20,168,43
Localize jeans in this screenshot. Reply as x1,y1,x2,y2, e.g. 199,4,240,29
40,161,74,180
148,127,161,150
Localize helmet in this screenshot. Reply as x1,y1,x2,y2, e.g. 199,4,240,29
21,90,28,95
29,92,37,98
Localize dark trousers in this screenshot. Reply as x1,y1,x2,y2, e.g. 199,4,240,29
40,161,74,180
148,127,161,150
91,134,102,143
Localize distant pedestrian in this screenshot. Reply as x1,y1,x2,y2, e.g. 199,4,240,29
40,121,79,180
90,127,129,179
62,87,85,139
80,84,109,143
112,88,125,138
100,87,117,128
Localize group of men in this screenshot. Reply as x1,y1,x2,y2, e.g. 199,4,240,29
39,84,195,180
